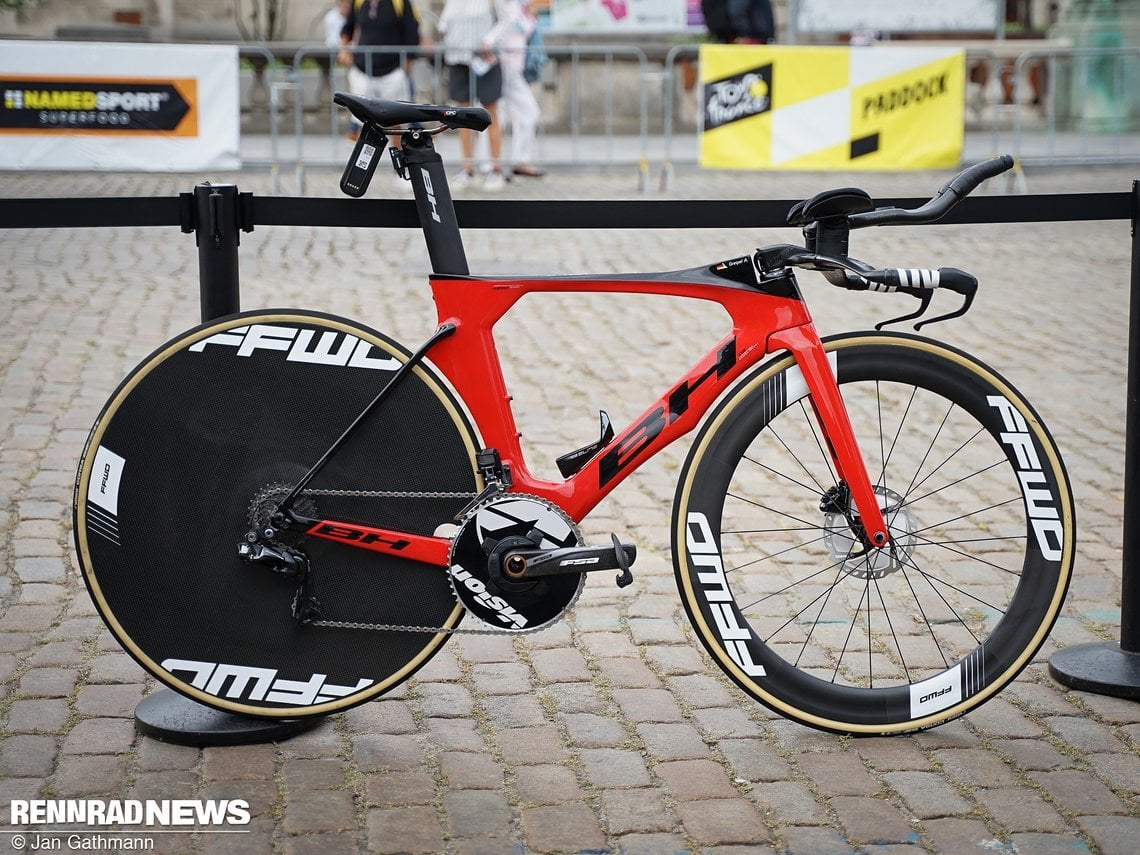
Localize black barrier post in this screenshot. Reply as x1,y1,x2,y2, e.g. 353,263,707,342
1049,179,1140,698
182,182,248,321
133,183,324,746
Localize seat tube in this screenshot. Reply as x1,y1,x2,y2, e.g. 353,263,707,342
401,131,469,275
769,326,890,547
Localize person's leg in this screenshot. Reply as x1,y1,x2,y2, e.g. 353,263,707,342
345,66,368,139
503,69,540,173
376,67,409,101
476,64,504,181
447,65,477,179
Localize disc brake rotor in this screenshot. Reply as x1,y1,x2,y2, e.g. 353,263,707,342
824,486,918,579
449,495,584,633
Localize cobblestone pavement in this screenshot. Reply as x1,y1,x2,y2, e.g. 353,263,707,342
1,157,1138,854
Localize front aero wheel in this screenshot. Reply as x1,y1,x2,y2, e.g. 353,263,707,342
672,332,1074,734
74,310,481,718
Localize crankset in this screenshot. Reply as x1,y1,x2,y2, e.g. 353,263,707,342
449,495,636,633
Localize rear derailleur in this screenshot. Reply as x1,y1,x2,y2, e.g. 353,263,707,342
238,533,323,624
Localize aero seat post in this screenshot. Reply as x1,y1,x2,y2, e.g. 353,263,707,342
401,131,469,276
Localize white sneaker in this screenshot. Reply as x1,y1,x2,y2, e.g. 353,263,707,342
483,169,505,192
452,169,476,191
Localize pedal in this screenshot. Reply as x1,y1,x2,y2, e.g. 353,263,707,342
556,411,614,477
492,535,636,588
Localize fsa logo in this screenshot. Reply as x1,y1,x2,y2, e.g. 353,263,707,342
189,324,400,371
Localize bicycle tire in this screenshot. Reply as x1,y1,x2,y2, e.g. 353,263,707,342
672,332,1074,734
74,310,480,718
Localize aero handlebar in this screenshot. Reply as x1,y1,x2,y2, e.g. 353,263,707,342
848,155,1015,228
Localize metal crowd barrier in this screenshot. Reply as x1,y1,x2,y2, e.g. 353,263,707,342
237,41,1139,195
262,42,652,194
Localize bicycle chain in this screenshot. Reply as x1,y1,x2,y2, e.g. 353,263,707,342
303,488,479,500
305,494,582,636
292,486,515,634
258,488,576,635
307,617,517,635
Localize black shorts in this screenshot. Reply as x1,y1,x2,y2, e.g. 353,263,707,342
447,61,502,105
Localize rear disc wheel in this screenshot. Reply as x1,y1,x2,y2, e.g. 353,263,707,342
74,310,481,718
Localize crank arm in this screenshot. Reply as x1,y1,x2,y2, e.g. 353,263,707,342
496,540,637,584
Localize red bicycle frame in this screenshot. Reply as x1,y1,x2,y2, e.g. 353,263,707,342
304,127,888,564
305,268,891,564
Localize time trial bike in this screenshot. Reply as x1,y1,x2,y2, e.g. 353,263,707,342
72,94,1074,735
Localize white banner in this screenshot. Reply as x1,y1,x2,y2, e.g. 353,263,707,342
0,41,239,171
550,0,690,32
795,0,1000,33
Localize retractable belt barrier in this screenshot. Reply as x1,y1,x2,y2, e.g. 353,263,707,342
1,185,1137,742
1,191,1130,231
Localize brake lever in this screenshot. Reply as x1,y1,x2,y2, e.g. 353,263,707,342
915,267,978,330
874,289,933,331
915,287,976,330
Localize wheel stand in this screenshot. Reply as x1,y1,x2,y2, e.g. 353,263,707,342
135,690,322,746
1048,179,1140,700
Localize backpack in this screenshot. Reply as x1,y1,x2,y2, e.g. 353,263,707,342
701,0,732,42
523,27,548,84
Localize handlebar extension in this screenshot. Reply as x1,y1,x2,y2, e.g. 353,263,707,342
847,155,1014,228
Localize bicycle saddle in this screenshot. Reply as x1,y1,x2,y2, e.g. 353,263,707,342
333,92,492,131
786,187,873,226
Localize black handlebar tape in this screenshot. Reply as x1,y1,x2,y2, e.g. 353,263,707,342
936,267,979,295
937,155,1015,201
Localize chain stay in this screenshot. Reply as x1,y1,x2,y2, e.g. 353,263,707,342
297,486,497,633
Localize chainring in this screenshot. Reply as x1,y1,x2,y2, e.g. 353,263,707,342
448,495,584,634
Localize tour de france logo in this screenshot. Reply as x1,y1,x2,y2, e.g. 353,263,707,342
703,63,773,131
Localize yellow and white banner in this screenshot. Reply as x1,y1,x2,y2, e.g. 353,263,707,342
699,45,965,171
1,41,239,171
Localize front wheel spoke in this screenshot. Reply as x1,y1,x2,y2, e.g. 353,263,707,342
899,552,1004,644
767,420,834,494
833,579,871,682
872,575,910,684
743,451,827,497
907,496,1024,541
877,384,918,490
743,549,856,648
898,403,962,499
898,456,1008,511
896,560,954,669
738,553,850,615
726,491,831,534
908,530,1024,578
725,530,835,575
797,400,839,486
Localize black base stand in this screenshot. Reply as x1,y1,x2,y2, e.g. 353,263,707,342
1050,179,1140,701
1049,643,1140,699
135,690,322,747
